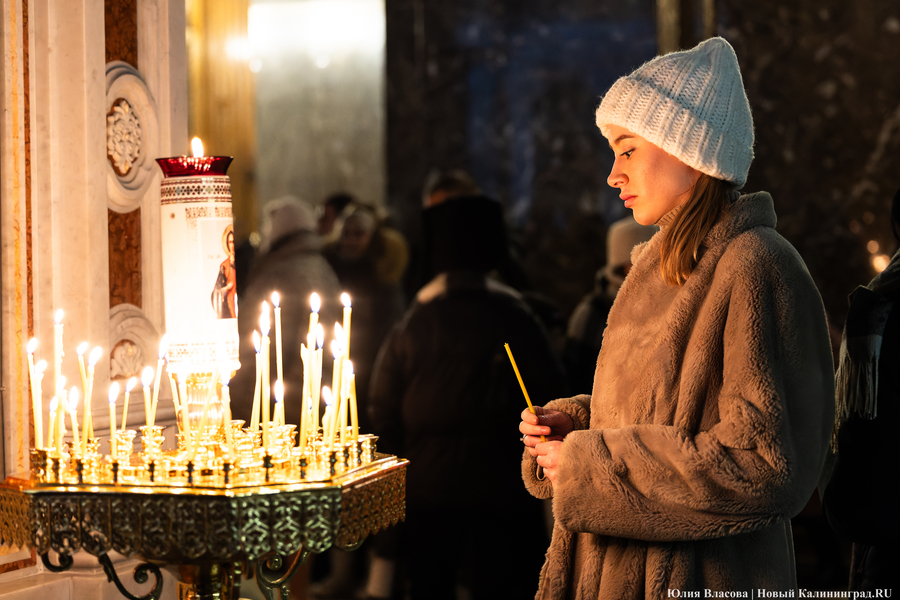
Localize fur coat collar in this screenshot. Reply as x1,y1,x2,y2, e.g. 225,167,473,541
522,192,834,599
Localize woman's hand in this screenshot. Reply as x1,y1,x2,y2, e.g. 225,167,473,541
519,406,574,483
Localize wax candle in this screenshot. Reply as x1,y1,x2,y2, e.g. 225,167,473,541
298,367,310,453
67,387,81,455
54,310,64,394
321,386,334,445
309,293,320,344
122,377,137,432
504,343,545,442
141,367,153,426
341,293,352,357
34,360,47,449
272,292,284,385
76,342,89,400
221,372,235,457
330,338,343,414
56,376,67,454
347,362,358,442
27,339,42,448
167,366,181,425
85,346,102,440
49,397,59,456
108,382,120,458
314,324,324,429
179,377,193,457
274,379,285,427
150,335,167,427
250,331,262,431
260,305,271,435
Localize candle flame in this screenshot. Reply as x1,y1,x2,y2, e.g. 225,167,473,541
322,386,333,407
108,381,120,404
54,309,64,324
68,386,79,410
50,397,59,411
253,330,261,353
36,360,48,373
159,334,169,359
191,137,204,158
310,293,321,313
316,323,325,348
221,369,231,387
341,292,351,308
331,339,341,359
274,380,284,402
271,291,280,308
345,360,354,376
142,366,154,387
334,322,343,341
76,342,88,356
89,346,103,367
58,376,66,389
27,338,38,354
126,377,137,392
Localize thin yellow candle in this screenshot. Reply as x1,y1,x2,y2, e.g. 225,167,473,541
56,377,67,455
260,305,271,435
67,387,81,456
108,383,119,458
504,343,545,442
149,335,167,427
298,371,310,453
85,346,102,440
341,292,352,357
178,377,193,458
76,342,89,401
346,362,358,442
330,337,343,412
221,372,235,457
321,386,334,445
141,367,153,426
49,397,60,456
34,360,47,448
250,331,262,431
314,325,324,429
121,377,137,432
308,293,320,343
338,375,348,445
274,379,285,427
272,292,284,385
27,339,43,448
53,310,64,394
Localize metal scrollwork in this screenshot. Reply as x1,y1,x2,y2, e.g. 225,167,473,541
111,495,141,556
271,493,303,556
255,549,310,600
239,496,272,560
304,490,340,553
49,495,82,555
174,496,207,560
98,553,163,600
81,495,112,556
41,551,74,572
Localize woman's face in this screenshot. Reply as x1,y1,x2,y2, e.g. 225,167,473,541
226,232,235,255
606,124,700,226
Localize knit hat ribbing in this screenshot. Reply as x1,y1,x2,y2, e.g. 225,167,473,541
595,37,754,188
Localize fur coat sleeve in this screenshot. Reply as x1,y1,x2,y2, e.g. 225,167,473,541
526,193,834,546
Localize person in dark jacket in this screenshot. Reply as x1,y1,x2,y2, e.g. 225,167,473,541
368,195,566,600
230,196,342,428
823,188,900,592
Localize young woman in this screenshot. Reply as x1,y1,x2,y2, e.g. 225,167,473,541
519,37,834,599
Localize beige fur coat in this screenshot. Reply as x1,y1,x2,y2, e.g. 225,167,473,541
522,192,834,599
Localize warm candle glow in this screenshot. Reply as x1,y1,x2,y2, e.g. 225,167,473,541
331,340,341,360
316,323,324,349
191,137,204,158
260,302,271,335
274,379,284,402
271,291,280,308
89,346,103,367
253,330,261,353
126,377,137,393
77,342,88,357
158,334,169,360
341,292,351,308
142,366,154,388
36,360,47,373
310,293,321,313
108,382,120,403
27,338,38,355
54,310,64,325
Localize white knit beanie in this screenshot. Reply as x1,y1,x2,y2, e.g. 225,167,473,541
595,37,754,188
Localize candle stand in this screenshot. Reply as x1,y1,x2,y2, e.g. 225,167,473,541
0,438,406,600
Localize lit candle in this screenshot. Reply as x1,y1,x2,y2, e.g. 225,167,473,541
56,376,67,455
321,386,334,445
141,366,153,426
76,342,89,402
298,368,310,454
260,305,271,435
34,361,47,449
347,362,358,442
191,136,204,157
121,377,137,432
179,377,193,458
49,397,59,456
330,338,343,415
54,310,64,394
272,292,284,385
150,335,167,427
309,293,320,344
250,330,262,431
108,383,120,458
315,324,324,429
167,366,182,427
221,371,235,457
341,293,352,357
85,346,103,440
274,379,285,427
67,387,81,456
27,339,42,448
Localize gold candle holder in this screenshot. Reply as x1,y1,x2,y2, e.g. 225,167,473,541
30,448,49,482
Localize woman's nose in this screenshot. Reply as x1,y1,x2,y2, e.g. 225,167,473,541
607,159,626,188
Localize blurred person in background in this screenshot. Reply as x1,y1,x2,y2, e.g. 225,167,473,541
230,196,342,428
367,195,565,600
564,215,657,394
822,188,900,592
317,192,355,244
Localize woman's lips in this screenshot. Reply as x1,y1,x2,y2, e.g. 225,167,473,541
621,194,636,208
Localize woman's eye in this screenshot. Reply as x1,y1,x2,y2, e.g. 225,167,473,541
620,149,634,158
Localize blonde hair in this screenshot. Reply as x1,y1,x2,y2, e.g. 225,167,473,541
659,174,732,286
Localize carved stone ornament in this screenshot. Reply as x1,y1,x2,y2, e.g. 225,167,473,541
107,98,143,177
106,61,160,213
